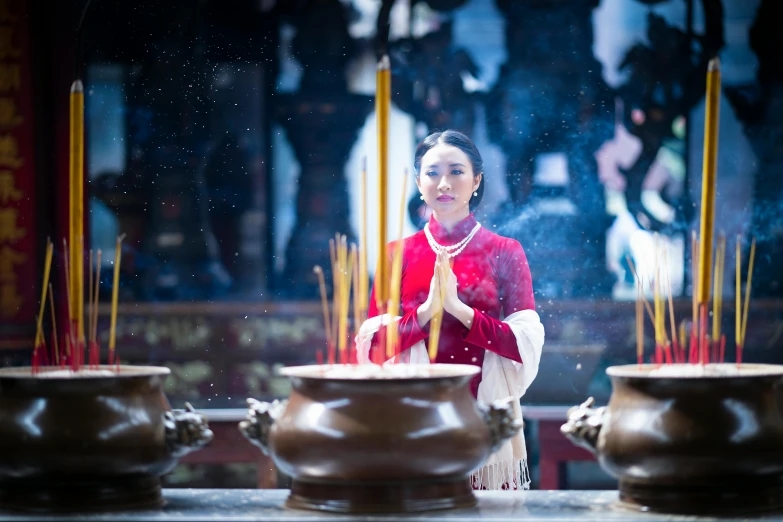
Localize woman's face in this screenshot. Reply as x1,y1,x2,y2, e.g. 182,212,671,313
416,143,481,223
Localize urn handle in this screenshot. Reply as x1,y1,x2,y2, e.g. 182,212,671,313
477,398,524,454
238,398,288,455
560,397,606,454
164,402,214,459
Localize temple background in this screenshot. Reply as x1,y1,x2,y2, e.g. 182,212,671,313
2,0,782,490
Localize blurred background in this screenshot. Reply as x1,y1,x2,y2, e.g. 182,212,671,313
3,0,782,491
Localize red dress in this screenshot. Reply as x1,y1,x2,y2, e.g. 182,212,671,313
368,213,536,397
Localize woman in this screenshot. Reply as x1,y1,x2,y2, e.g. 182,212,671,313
356,130,545,490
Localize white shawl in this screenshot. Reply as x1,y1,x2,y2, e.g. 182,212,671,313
355,309,545,490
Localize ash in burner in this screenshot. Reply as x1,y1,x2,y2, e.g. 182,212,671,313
32,369,117,378
280,363,479,380
0,366,170,379
649,364,742,377
608,363,783,379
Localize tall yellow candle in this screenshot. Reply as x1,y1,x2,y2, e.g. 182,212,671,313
375,55,391,307
69,80,85,340
697,58,721,305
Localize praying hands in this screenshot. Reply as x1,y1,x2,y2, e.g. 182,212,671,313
417,253,475,330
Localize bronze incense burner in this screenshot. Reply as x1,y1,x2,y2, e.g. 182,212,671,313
562,363,783,515
239,363,521,513
0,365,213,513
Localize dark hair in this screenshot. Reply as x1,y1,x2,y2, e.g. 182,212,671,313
413,130,484,212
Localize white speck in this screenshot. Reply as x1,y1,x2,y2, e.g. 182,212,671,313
576,363,582,370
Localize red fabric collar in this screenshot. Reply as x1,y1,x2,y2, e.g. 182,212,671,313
427,213,478,244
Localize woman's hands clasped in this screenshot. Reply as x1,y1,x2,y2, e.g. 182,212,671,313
416,253,475,329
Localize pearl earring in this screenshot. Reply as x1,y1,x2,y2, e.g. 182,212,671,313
420,195,424,200
473,191,478,197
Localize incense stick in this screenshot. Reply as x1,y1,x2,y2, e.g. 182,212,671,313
691,230,699,327
386,243,403,360
351,243,361,363
360,157,368,320
636,280,643,366
740,237,756,348
108,234,125,365
653,237,663,356
313,266,332,360
678,321,687,363
63,239,73,360
33,241,54,371
91,250,102,367
94,250,101,342
48,283,59,366
345,247,355,363
337,237,353,364
691,233,700,364
712,235,726,361
386,171,408,359
88,249,94,347
427,256,447,361
664,248,677,363
735,235,741,363
76,235,85,366
329,237,339,362
625,255,655,324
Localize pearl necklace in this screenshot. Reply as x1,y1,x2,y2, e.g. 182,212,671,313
424,222,482,258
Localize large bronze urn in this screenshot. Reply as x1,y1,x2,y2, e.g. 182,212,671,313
0,365,213,512
240,363,521,513
562,363,783,515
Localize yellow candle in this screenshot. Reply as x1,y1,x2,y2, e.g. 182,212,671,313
375,55,391,307
69,80,85,341
697,58,721,305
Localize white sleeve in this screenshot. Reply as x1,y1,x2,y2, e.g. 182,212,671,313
354,315,428,365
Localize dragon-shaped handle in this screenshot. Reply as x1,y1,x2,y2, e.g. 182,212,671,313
164,402,214,459
560,397,607,454
477,397,524,454
238,398,288,455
